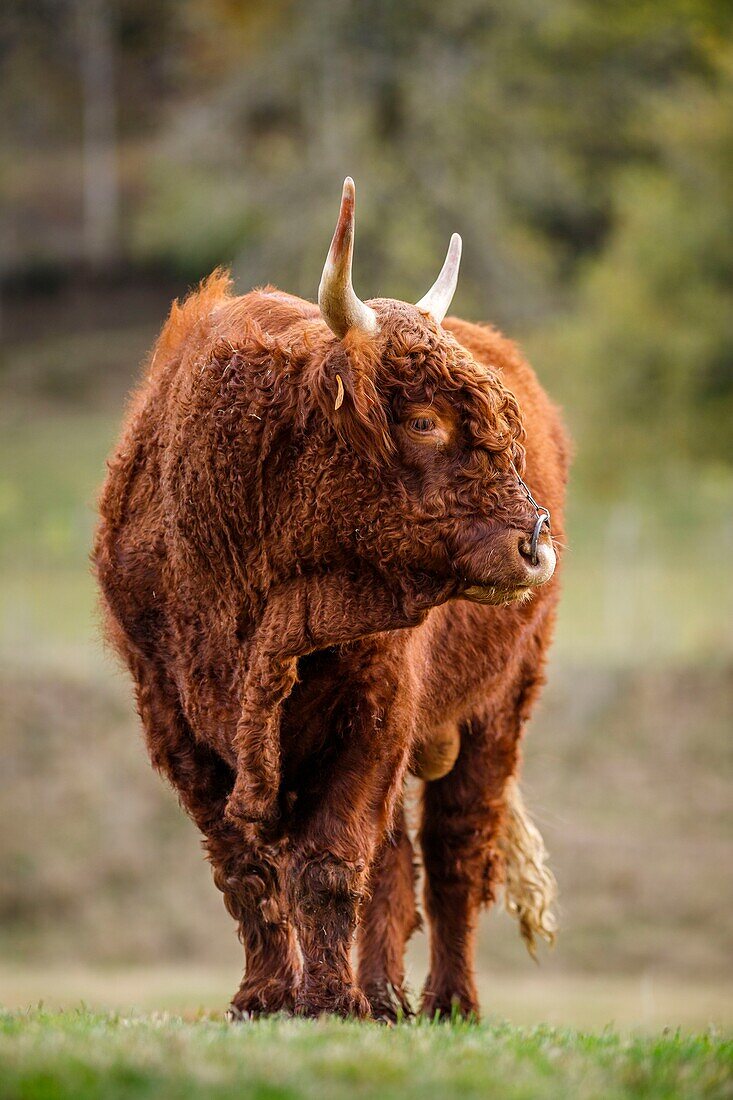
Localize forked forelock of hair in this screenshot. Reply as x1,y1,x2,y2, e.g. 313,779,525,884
308,329,395,465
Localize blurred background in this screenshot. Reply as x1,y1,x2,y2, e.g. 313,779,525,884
1,0,732,1029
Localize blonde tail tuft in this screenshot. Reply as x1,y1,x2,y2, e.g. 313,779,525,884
498,778,558,959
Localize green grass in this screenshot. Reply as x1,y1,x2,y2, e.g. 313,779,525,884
0,1010,731,1100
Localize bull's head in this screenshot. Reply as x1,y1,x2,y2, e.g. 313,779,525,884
303,178,556,608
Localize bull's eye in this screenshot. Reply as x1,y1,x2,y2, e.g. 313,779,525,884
410,417,436,433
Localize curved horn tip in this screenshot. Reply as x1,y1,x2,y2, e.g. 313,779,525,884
449,231,462,261
415,231,463,325
336,176,355,232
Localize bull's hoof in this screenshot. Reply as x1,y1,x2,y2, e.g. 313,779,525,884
420,982,479,1023
294,984,372,1020
363,981,413,1025
227,978,295,1021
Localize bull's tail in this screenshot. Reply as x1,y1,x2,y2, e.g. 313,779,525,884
497,778,558,958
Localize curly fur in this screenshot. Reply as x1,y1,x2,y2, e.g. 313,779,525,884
93,269,570,1021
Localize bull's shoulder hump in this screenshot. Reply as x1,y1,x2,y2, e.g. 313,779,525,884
219,288,321,339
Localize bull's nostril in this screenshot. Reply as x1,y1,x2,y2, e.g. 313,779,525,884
518,537,534,563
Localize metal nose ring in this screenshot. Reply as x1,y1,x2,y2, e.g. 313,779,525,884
530,510,551,566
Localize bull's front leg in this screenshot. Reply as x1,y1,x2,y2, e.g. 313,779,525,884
226,569,451,831
285,652,412,1019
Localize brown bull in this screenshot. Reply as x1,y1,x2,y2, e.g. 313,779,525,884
94,179,569,1021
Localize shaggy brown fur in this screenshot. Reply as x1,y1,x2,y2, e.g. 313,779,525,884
93,269,569,1021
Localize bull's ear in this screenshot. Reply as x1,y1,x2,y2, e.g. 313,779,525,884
315,345,360,417
311,343,394,463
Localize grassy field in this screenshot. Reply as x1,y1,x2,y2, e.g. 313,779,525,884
1,966,731,1034
1,1009,732,1100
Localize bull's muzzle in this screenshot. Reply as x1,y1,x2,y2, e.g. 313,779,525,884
517,528,556,586
460,525,556,604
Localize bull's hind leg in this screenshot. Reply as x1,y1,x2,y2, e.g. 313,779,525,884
419,622,558,1023
133,661,299,1017
419,703,521,1021
356,802,420,1022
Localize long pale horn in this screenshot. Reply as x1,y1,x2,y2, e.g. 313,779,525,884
319,178,379,339
416,233,462,324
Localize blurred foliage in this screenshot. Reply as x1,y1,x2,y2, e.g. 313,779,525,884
2,0,732,491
